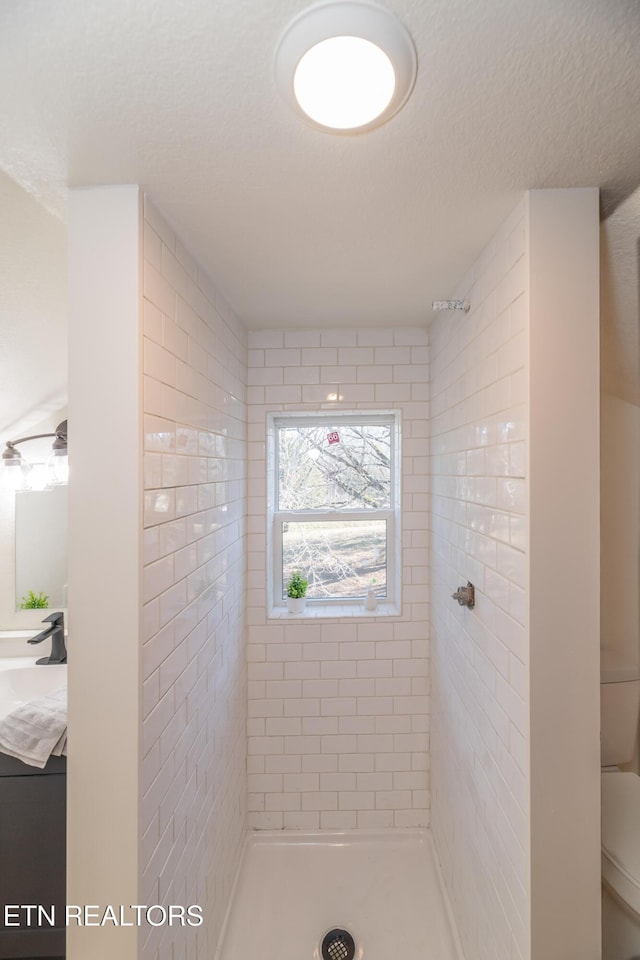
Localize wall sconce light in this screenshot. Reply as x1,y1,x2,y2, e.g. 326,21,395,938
1,420,68,491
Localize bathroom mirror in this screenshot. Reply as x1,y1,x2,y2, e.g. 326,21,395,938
15,486,68,610
0,172,67,630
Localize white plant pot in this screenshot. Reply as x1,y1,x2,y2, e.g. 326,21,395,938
365,589,378,611
287,596,306,615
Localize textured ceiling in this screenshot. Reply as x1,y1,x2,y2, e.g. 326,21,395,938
1,0,640,329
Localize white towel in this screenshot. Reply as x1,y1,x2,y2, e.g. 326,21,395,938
0,686,67,768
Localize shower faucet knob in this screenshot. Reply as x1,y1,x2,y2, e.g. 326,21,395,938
452,582,475,608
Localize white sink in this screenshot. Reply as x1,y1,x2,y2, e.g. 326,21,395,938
0,657,67,722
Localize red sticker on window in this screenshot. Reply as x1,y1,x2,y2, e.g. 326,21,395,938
327,431,340,445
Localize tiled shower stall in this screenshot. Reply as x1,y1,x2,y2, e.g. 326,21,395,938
67,186,600,960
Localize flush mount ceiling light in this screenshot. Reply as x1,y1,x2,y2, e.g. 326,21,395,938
275,0,417,133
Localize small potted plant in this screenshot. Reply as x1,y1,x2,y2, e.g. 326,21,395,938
286,571,308,614
18,590,49,609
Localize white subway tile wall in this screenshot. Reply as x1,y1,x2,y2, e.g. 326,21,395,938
246,328,430,828
141,199,247,960
429,199,529,960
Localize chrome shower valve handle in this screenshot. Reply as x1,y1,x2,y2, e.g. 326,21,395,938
452,582,475,609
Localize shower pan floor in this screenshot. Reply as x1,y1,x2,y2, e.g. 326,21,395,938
216,830,462,960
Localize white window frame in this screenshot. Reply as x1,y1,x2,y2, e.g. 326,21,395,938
267,410,401,616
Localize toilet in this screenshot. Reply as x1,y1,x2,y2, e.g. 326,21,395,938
601,648,640,960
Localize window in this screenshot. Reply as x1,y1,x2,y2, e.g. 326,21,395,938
267,411,401,613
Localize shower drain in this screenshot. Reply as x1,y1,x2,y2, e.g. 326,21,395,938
321,928,356,960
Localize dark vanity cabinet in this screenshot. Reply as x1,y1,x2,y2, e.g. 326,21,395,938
0,754,66,959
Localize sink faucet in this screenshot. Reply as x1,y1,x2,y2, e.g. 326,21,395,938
28,611,67,665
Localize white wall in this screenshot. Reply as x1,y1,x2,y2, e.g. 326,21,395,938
430,189,601,960
67,187,248,960
528,188,600,960
600,185,640,683
430,198,530,960
246,328,430,829
140,198,247,959
68,186,142,960
0,171,67,442
600,394,640,670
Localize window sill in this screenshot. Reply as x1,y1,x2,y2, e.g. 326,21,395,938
267,602,401,620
